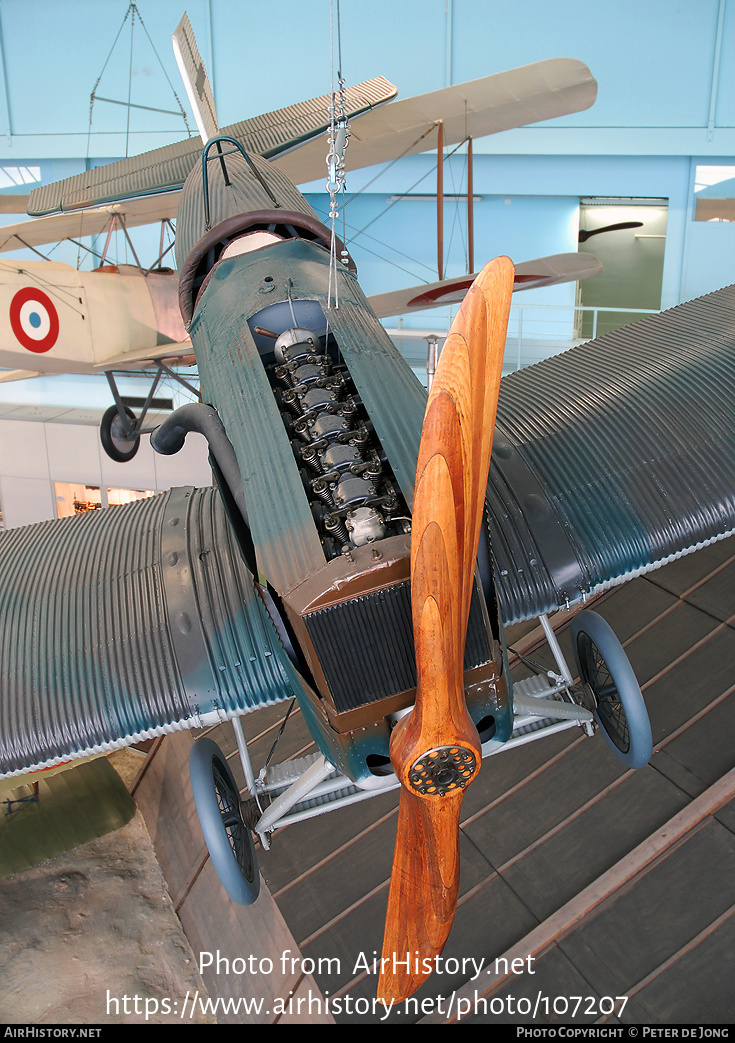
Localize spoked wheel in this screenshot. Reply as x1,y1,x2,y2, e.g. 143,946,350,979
571,610,652,769
100,404,140,462
189,737,260,905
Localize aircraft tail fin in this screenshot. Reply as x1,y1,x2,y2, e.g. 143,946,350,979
172,12,219,142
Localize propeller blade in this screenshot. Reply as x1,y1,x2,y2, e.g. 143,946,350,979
378,256,514,1003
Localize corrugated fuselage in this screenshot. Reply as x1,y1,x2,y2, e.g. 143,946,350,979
180,161,511,783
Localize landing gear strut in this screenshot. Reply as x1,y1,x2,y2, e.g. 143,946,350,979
100,366,200,462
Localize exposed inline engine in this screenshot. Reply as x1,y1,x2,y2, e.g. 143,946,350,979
268,325,410,559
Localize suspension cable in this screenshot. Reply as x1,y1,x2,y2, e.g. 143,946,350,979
83,3,192,269
326,0,350,311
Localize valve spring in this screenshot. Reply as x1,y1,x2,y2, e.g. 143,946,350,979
324,513,350,545
312,477,336,506
275,363,297,389
300,446,324,474
267,330,407,557
282,389,305,417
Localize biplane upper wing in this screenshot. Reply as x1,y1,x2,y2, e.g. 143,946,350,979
274,57,597,185
0,485,299,780
488,283,735,624
25,77,399,217
25,58,595,218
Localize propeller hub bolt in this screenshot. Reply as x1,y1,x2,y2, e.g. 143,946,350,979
408,745,477,796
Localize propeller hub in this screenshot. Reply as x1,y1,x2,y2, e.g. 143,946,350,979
408,745,477,797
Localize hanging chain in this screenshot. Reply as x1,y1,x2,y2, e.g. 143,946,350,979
326,0,350,310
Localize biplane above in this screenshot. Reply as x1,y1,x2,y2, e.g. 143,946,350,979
0,47,601,459
2,13,735,1007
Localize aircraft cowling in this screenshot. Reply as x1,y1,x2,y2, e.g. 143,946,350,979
174,149,320,270
179,231,513,782
162,135,512,788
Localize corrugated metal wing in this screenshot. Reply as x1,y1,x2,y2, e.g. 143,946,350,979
27,77,397,216
0,487,297,779
490,285,735,623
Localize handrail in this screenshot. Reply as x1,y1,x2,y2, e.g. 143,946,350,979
385,302,659,375
200,135,281,228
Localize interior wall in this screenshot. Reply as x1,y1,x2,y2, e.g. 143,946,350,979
312,153,702,328
2,1,732,155
680,202,735,301
0,414,212,529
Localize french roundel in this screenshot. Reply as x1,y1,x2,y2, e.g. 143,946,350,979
9,287,60,353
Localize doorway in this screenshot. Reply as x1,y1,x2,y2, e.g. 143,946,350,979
577,198,668,339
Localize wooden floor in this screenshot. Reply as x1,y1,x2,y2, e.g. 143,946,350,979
203,537,735,1025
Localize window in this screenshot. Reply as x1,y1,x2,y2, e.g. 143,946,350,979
693,164,735,221
0,165,42,189
107,488,155,507
55,483,102,518
54,483,154,518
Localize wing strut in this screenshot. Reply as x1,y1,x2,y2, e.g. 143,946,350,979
437,120,444,280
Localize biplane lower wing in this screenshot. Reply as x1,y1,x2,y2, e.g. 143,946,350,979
92,340,194,369
0,368,43,382
0,486,297,780
0,196,180,255
0,259,190,376
368,252,603,319
489,284,735,624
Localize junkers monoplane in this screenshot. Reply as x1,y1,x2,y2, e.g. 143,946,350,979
2,14,735,1006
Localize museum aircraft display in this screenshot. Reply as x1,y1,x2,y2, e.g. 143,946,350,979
0,35,601,460
2,13,735,1006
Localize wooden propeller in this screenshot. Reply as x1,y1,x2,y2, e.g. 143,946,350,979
378,256,514,1003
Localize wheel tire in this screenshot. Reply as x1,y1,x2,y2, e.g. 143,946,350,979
571,609,652,769
100,404,140,462
189,737,260,905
